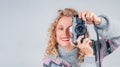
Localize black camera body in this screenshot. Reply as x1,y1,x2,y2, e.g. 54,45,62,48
71,14,87,45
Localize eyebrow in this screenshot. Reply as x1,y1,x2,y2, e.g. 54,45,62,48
57,25,63,27
57,24,72,28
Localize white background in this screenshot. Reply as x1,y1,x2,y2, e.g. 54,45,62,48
0,0,120,67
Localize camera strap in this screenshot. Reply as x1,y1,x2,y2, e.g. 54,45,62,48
93,22,101,67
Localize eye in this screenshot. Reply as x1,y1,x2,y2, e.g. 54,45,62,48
58,27,63,30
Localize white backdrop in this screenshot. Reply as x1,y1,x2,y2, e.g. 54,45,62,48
0,0,120,67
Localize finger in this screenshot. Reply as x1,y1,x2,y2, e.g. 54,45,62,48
85,11,90,21
79,38,90,49
86,40,93,53
83,40,93,52
76,35,84,49
86,11,95,24
77,35,84,45
81,11,87,21
90,12,94,20
89,12,94,23
82,38,90,45
78,12,82,18
85,12,92,24
86,40,92,46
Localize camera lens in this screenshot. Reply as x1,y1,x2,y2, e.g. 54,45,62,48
75,24,86,35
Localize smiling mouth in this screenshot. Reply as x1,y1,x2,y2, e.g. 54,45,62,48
61,37,70,42
62,39,69,41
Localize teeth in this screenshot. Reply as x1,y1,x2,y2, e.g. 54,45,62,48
62,39,69,41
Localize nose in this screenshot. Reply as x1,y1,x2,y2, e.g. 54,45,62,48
63,29,70,36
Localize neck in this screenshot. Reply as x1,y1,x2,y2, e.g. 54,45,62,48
58,45,78,65
61,45,75,51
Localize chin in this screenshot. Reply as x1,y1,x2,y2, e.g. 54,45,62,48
60,42,70,47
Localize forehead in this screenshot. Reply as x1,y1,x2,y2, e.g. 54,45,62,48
57,16,73,27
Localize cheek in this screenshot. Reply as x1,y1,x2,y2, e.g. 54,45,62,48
56,31,61,39
56,31,63,44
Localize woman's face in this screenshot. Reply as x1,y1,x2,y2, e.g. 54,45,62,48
56,16,74,50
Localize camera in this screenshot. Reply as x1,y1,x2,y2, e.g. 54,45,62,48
71,14,87,45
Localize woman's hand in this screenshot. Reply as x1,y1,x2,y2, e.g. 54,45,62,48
76,36,93,56
79,11,102,25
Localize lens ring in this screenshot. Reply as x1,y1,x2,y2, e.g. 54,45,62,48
75,24,87,35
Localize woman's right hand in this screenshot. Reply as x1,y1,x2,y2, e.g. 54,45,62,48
76,36,94,56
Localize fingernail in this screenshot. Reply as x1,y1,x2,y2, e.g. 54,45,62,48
81,35,84,38
83,18,86,21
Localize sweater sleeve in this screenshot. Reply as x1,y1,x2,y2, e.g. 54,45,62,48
95,15,120,46
80,56,97,67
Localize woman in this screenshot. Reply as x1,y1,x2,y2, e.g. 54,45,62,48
43,8,120,67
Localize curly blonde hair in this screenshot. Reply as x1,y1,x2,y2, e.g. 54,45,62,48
45,8,89,63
